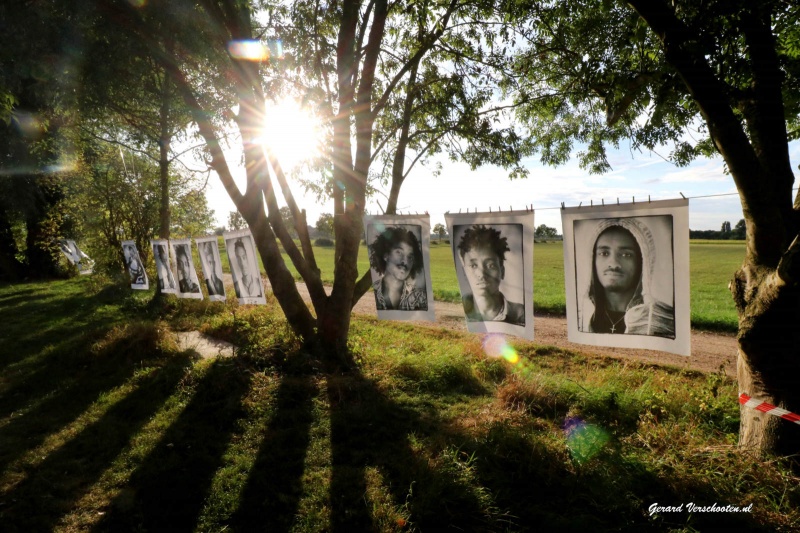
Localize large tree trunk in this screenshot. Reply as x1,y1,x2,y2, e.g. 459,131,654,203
628,0,800,463
733,257,800,458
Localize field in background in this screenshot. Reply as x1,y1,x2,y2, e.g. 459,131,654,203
255,239,744,332
1,277,796,531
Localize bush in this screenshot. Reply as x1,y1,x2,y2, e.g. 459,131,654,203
314,237,334,247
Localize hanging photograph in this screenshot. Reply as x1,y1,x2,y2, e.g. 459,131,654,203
151,239,178,295
170,239,204,300
195,236,227,302
363,214,435,322
121,240,149,290
223,229,266,305
59,240,93,274
561,198,690,356
445,211,535,340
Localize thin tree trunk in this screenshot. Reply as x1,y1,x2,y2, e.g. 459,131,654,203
158,65,171,239
0,205,23,280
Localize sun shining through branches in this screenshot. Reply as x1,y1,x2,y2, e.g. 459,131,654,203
258,97,324,174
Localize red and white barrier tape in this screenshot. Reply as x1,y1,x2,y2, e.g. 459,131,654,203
739,394,800,425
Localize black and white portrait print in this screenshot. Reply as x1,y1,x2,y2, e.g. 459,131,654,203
121,240,148,290
195,236,226,302
59,240,93,274
170,239,203,300
446,211,534,340
364,215,435,322
223,230,266,305
151,240,177,295
562,198,690,356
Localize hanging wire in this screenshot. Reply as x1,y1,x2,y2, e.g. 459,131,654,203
532,187,798,210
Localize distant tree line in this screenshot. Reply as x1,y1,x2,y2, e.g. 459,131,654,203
534,224,560,240
690,219,746,240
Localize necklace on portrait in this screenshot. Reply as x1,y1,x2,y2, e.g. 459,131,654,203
605,310,626,333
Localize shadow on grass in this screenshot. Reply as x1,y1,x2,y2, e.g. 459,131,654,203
0,335,157,475
1,353,195,533
93,359,253,532
0,280,129,376
230,374,317,532
690,317,739,334
434,419,771,532
326,370,497,532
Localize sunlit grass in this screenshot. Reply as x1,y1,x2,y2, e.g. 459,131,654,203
2,276,793,532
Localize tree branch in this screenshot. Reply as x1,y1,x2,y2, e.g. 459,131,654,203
352,270,373,309
264,145,328,308
605,73,657,126
370,0,459,120
169,67,246,209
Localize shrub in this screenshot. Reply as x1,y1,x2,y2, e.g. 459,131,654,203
315,237,334,247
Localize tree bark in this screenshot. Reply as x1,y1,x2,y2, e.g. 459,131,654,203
158,63,171,240
629,0,800,463
0,205,23,281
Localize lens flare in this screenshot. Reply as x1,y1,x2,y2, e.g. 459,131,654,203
12,111,43,140
228,40,269,61
562,417,609,463
482,334,520,364
267,39,284,59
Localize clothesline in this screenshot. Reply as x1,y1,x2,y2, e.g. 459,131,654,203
399,186,799,216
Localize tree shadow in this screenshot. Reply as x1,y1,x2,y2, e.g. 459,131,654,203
228,373,318,532
326,370,497,532
435,419,773,532
1,353,194,533
93,358,253,532
0,282,125,375
0,337,152,474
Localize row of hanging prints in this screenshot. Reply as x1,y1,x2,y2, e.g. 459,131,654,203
93,199,689,356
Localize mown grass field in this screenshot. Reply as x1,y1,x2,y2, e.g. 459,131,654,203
1,276,797,532
228,239,743,332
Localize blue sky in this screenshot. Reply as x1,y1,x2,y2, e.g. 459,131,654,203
206,137,799,235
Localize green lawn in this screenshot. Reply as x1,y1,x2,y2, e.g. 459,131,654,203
250,239,744,332
0,278,796,532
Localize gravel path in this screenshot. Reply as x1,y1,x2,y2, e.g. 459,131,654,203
248,275,738,377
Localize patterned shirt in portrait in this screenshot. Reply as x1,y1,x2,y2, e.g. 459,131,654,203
372,278,427,311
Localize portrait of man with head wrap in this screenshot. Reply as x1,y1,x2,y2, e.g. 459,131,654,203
578,217,675,339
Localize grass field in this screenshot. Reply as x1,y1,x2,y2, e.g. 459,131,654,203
242,239,744,332
1,277,797,532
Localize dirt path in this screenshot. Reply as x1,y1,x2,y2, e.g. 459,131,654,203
241,275,738,377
